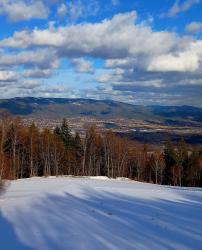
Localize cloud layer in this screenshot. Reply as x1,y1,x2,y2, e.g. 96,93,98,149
0,5,201,106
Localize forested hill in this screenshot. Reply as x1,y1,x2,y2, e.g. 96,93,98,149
0,97,202,124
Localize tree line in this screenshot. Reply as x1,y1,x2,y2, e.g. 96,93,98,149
0,115,202,187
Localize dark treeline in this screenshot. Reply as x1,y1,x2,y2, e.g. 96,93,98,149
0,115,202,187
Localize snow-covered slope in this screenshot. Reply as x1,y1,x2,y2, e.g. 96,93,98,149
0,177,202,250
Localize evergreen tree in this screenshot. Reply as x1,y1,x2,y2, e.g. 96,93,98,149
163,139,176,185
54,126,60,137
55,119,73,149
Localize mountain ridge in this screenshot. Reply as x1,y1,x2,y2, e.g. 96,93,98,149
0,97,202,124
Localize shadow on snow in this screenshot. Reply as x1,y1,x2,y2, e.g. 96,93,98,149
0,185,202,250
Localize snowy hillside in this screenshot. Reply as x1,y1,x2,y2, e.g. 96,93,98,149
0,177,202,250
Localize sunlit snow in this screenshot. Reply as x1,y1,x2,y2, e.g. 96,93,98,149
0,177,202,250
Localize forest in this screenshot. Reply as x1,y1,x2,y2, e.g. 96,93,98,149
0,115,202,187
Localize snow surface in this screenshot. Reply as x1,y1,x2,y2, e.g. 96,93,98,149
0,177,202,250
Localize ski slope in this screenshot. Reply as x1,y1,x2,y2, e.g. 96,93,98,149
0,177,202,250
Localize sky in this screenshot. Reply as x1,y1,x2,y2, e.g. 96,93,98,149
0,0,202,106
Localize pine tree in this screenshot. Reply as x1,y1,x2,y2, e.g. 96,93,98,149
163,139,176,185
54,126,60,137
55,119,73,149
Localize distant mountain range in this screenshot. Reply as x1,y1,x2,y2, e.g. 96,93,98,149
0,97,202,125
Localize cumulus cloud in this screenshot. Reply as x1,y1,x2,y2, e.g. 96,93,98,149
23,68,53,78
71,58,94,73
0,49,59,69
185,21,202,33
0,0,49,22
164,0,200,18
0,11,177,59
0,70,18,81
0,10,202,105
0,12,201,76
148,41,202,72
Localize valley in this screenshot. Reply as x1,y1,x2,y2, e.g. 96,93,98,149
23,116,202,145
1,97,202,145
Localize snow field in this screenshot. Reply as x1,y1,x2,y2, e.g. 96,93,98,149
0,177,202,250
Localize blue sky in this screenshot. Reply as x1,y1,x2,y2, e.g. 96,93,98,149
0,0,202,106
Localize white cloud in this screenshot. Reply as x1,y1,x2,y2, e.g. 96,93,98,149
0,0,49,22
0,49,59,69
71,58,94,73
0,11,177,59
0,70,18,81
57,3,67,18
67,1,84,21
105,58,147,70
23,68,53,78
148,41,202,72
0,12,201,82
0,28,65,48
148,53,198,72
18,79,42,89
0,10,202,105
65,0,100,21
164,0,200,17
185,22,202,33
0,11,201,75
